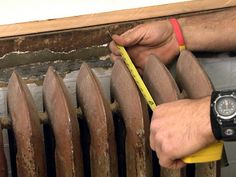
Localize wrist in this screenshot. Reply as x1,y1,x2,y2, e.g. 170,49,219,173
200,96,217,143
169,18,186,52
177,18,196,51
167,31,181,61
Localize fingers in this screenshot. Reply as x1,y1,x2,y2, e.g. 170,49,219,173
108,24,148,69
111,34,127,46
109,53,121,63
109,41,120,56
109,40,122,63
118,26,146,46
150,118,158,151
150,106,186,169
109,35,134,57
151,131,186,169
109,35,147,73
150,129,186,169
159,157,186,169
110,25,146,47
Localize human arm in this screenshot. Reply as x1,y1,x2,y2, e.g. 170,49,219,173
150,96,216,169
109,8,236,71
179,8,236,52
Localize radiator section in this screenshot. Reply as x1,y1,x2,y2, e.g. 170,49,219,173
0,50,221,177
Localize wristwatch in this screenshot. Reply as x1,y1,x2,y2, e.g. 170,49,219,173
211,90,236,141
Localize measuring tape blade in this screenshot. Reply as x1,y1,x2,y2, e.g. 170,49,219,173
117,45,157,111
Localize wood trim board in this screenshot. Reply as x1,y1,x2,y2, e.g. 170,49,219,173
0,0,236,38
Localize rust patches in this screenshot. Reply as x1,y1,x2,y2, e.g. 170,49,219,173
76,63,118,177
43,66,83,177
111,59,152,177
0,126,7,177
7,72,47,177
14,37,25,48
176,50,220,177
143,55,185,177
161,169,185,177
0,21,141,57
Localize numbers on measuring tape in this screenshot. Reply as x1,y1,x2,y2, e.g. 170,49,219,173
148,101,155,105
117,45,157,111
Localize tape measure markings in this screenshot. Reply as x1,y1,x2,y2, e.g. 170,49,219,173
117,45,157,111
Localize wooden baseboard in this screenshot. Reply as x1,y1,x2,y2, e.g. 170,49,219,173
0,0,236,38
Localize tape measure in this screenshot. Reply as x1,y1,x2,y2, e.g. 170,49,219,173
117,45,157,111
116,44,223,164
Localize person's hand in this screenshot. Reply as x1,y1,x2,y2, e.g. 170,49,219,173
109,20,180,73
150,96,216,169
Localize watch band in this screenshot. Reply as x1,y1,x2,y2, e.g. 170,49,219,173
221,126,236,141
210,91,222,140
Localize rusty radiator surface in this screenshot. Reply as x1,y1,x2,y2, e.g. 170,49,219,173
0,50,220,177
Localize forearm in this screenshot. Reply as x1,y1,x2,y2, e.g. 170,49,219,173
178,8,236,52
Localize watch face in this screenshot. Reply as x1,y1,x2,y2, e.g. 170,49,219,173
215,95,236,119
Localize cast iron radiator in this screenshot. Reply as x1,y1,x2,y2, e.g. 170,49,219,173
0,50,220,177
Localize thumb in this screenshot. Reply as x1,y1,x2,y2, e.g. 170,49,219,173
111,34,129,46
112,26,145,47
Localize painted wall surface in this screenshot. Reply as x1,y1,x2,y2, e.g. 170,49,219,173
0,0,188,25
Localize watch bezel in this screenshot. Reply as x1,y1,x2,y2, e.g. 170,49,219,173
214,94,236,120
